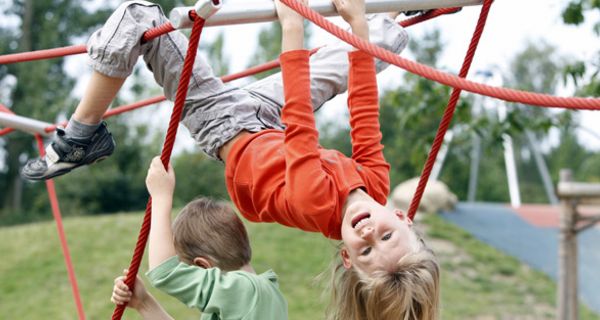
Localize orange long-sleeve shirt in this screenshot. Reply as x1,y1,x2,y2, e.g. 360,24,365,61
225,50,390,240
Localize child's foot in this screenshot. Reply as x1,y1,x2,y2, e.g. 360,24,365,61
21,122,115,180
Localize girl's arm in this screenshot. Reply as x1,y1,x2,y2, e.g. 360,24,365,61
276,0,337,213
339,0,391,197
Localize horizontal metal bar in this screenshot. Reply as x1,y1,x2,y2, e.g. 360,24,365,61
0,112,52,137
171,0,482,28
558,182,600,199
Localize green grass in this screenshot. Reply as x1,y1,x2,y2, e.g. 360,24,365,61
0,211,598,319
422,214,599,320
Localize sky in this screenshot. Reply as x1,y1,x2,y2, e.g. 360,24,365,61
60,0,600,153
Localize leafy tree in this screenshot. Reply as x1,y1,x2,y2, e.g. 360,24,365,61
562,0,600,95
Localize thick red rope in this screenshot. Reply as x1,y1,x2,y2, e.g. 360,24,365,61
35,134,86,320
280,0,600,109
0,22,175,65
399,7,462,27
111,11,206,320
407,0,493,220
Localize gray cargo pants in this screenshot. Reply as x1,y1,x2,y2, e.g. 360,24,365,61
87,0,409,159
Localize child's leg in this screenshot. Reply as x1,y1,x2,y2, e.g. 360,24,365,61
22,1,248,179
88,1,272,160
242,13,409,115
71,72,126,125
86,1,227,104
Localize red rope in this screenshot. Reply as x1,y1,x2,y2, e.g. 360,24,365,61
0,128,14,136
0,104,16,136
0,21,174,65
280,0,600,110
111,11,206,320
142,21,176,42
35,134,86,320
407,0,493,220
399,7,462,27
0,45,87,65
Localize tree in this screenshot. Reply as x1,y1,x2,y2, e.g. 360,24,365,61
562,0,600,95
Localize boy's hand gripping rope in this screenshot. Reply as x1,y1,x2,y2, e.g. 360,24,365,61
111,11,206,320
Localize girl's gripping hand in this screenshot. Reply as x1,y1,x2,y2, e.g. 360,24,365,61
275,0,308,29
145,156,176,199
332,0,366,25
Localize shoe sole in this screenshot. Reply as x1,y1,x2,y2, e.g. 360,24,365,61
22,153,113,181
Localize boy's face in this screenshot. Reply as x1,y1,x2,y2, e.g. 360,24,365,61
340,200,419,274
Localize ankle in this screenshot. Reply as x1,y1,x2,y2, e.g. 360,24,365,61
65,116,102,139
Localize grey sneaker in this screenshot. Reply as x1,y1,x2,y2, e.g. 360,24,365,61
21,122,116,180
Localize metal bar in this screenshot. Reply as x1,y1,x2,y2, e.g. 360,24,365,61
558,181,600,198
171,0,483,28
525,130,559,205
0,112,52,137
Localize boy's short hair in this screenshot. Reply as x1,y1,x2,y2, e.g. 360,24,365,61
328,237,440,320
172,197,252,271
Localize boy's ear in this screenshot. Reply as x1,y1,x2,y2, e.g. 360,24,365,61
340,247,352,269
192,257,214,269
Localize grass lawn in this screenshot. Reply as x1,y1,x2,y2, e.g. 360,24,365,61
0,211,597,319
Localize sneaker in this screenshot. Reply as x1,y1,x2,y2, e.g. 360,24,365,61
21,122,116,180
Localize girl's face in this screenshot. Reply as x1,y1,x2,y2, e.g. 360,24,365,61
340,200,419,274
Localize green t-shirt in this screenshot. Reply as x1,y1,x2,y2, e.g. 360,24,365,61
147,256,288,320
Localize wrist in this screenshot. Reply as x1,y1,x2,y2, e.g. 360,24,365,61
350,19,369,42
137,294,159,314
152,191,173,201
349,17,368,32
282,21,304,33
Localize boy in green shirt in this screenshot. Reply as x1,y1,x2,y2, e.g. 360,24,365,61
111,156,288,319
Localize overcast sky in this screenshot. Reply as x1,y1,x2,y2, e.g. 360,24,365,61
62,0,600,152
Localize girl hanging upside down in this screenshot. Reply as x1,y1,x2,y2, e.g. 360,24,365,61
23,0,439,318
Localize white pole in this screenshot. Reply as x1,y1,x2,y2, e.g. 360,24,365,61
0,112,52,137
525,130,559,205
502,132,521,207
497,100,521,207
170,0,484,28
467,132,481,202
429,130,453,182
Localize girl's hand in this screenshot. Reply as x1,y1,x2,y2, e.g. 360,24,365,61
275,0,307,29
145,156,175,199
332,0,366,26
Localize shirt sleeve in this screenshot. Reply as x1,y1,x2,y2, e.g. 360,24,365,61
347,50,391,199
146,256,257,317
280,50,337,215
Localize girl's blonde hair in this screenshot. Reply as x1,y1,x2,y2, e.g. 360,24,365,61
327,239,440,320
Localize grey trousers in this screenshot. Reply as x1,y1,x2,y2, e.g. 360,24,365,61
87,0,409,159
